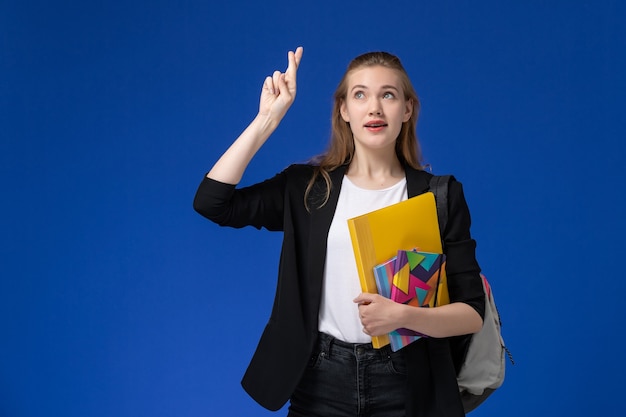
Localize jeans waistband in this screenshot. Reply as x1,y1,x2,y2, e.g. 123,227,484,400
316,332,395,359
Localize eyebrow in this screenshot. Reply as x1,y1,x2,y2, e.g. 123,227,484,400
350,84,400,92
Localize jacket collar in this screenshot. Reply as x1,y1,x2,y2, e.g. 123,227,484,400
303,165,346,332
308,162,431,248
405,165,432,198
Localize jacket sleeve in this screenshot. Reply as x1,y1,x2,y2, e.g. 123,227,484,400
442,179,485,320
192,170,288,232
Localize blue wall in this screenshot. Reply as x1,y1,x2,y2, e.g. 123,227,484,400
2,1,625,415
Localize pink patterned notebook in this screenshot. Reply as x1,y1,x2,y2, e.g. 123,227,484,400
373,250,446,351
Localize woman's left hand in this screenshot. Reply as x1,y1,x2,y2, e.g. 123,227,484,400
353,293,405,337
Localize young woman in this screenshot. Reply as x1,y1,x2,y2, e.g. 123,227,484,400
194,47,485,417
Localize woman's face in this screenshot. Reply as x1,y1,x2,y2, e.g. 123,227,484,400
340,65,413,154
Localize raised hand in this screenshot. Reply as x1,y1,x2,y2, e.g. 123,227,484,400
259,46,303,123
205,46,303,185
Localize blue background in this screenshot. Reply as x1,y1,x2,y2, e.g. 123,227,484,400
2,1,625,416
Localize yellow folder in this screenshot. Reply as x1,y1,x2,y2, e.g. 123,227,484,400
347,191,450,348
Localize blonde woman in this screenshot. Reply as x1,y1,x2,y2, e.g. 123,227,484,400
194,47,484,417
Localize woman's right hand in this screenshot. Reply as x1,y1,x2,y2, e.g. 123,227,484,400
258,46,303,123
205,47,303,185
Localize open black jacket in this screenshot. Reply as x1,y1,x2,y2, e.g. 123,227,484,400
193,164,485,416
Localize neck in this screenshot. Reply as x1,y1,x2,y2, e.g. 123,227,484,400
346,151,404,190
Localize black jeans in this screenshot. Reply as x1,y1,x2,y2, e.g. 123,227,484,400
288,333,408,417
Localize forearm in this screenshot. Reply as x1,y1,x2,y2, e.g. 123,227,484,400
355,293,483,338
207,114,279,185
205,47,303,185
398,302,483,338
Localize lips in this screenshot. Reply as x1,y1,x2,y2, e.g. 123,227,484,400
364,119,388,128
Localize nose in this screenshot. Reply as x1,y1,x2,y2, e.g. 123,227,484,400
368,98,382,116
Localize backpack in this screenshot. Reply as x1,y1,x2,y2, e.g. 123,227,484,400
429,175,514,413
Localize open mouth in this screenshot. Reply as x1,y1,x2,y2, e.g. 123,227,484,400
364,120,388,129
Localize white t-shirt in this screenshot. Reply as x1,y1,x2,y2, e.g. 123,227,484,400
318,175,408,343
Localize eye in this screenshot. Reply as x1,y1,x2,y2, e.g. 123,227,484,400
354,91,365,99
383,91,396,99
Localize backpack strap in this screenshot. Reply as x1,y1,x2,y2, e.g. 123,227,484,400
429,174,477,380
428,174,453,243
428,175,453,310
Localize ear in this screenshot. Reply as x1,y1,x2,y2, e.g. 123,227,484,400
340,100,350,122
403,98,413,122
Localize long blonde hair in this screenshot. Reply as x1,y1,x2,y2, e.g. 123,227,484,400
305,51,424,209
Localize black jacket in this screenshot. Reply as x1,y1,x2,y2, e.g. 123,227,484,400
194,164,485,416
